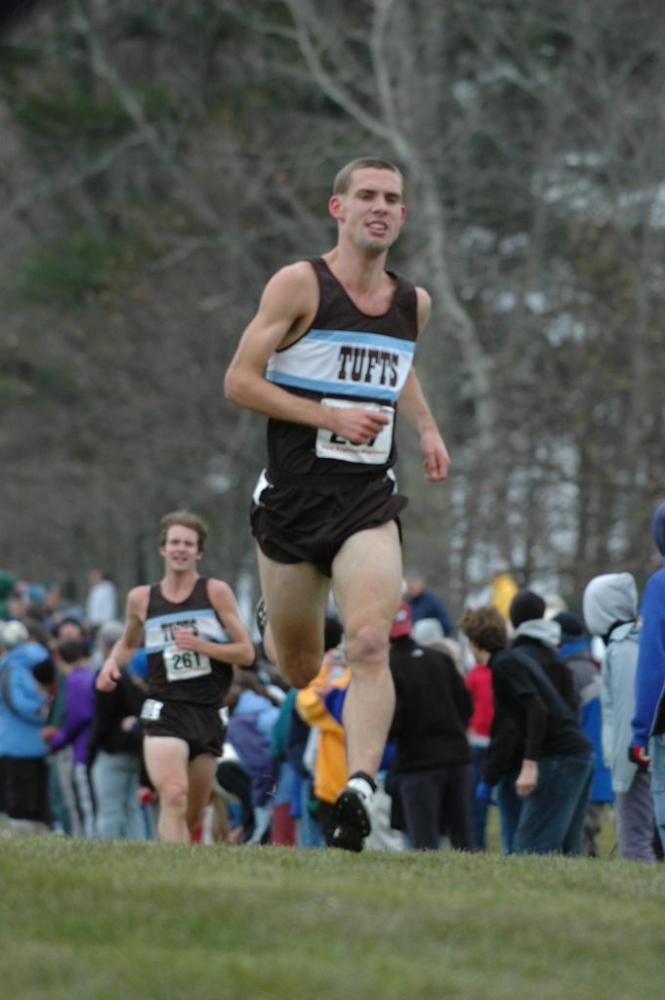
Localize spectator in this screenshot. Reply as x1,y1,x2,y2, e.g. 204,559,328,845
404,569,453,637
554,611,614,857
584,572,656,862
481,713,523,854
490,567,518,621
460,606,593,855
52,615,88,645
226,670,281,844
295,648,351,846
476,589,579,852
0,636,55,834
510,590,577,712
464,651,494,850
0,571,17,619
42,639,96,837
269,693,299,847
85,569,118,629
89,624,148,840
388,602,473,851
90,621,124,672
211,744,255,843
631,500,665,852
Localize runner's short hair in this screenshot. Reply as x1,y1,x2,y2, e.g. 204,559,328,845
159,510,209,552
333,157,404,196
459,606,507,654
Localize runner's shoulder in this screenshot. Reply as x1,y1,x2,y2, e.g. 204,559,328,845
126,584,150,619
263,260,319,312
415,286,432,330
206,578,238,608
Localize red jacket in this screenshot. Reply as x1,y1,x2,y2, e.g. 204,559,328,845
465,662,494,738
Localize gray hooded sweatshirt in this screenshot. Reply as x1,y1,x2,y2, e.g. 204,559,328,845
583,573,640,793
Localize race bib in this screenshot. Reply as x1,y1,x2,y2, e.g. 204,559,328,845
317,398,394,464
141,698,164,721
163,645,212,683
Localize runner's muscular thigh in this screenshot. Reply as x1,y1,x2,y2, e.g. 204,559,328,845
332,522,402,636
257,549,329,681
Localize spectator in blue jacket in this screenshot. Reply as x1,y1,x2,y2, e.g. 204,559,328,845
405,569,453,637
631,500,665,851
0,637,55,833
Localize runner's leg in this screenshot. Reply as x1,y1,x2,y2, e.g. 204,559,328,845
257,548,330,688
143,736,190,843
332,520,402,779
186,753,218,835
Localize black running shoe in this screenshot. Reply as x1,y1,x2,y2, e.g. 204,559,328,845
255,596,268,639
330,787,372,852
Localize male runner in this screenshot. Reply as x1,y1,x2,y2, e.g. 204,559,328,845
224,156,450,851
96,511,254,843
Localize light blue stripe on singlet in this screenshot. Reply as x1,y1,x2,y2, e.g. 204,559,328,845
144,608,228,653
266,371,399,402
306,329,416,355
145,609,213,628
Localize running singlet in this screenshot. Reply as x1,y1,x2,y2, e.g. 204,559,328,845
264,257,419,481
143,577,232,707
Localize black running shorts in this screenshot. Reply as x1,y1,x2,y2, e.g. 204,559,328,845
251,471,406,577
140,699,224,760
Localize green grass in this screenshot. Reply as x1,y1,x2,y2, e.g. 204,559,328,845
0,838,662,1000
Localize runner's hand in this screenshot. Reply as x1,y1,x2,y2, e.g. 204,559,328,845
97,657,121,691
325,405,389,445
420,426,450,482
173,626,201,652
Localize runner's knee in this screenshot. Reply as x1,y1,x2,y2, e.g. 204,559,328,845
345,623,388,670
160,781,188,816
279,648,321,688
271,627,323,688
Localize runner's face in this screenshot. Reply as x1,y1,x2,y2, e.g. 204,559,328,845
160,525,202,572
330,167,406,254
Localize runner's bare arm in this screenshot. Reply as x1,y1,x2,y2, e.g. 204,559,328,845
224,263,388,445
398,288,451,482
96,586,149,691
173,580,255,667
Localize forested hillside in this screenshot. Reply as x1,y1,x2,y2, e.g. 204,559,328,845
2,0,664,611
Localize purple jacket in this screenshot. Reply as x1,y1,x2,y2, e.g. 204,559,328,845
48,667,96,764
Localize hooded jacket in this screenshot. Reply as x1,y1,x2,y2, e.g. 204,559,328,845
583,572,640,793
512,619,577,713
631,502,665,747
0,641,51,757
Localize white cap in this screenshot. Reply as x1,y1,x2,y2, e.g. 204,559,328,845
1,620,29,648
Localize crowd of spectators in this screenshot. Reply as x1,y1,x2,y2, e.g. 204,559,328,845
2,501,665,863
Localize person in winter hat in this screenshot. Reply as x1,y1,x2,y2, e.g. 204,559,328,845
584,572,656,862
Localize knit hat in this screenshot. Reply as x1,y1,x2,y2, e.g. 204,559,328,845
553,611,585,645
509,589,546,628
390,602,413,639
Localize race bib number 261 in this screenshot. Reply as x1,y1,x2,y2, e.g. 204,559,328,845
163,646,212,682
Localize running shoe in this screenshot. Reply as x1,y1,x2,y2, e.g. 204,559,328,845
330,786,372,853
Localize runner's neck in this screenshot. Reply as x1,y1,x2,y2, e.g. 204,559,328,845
159,571,200,604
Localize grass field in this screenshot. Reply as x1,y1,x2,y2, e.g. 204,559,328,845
0,838,663,1000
